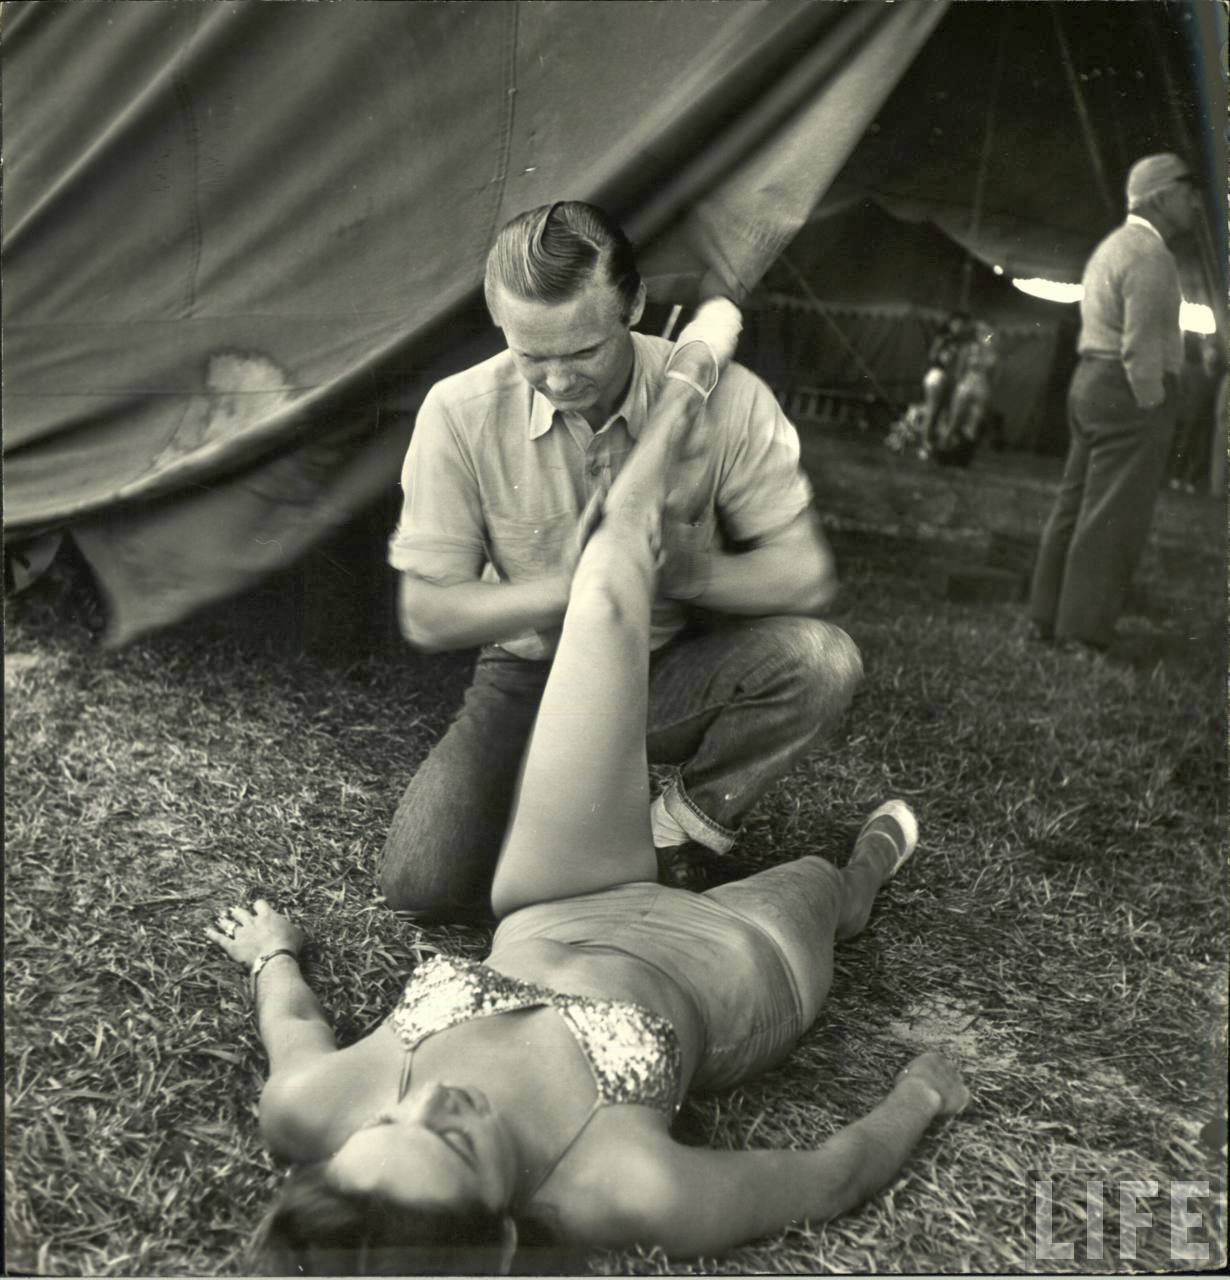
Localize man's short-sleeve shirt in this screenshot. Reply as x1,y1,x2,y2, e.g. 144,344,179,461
388,331,813,659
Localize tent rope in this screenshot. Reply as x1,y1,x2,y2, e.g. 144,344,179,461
775,253,895,408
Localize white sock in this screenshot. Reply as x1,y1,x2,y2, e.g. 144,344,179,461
650,795,691,848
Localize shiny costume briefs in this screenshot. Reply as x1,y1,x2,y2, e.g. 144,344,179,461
492,860,843,1093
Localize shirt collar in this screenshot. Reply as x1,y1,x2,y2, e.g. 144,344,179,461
526,334,651,440
1126,213,1164,243
527,387,556,440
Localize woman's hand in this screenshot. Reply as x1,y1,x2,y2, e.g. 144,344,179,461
562,481,609,579
897,1051,970,1116
205,899,305,969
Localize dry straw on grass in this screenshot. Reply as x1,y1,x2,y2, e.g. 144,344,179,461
5,519,1226,1275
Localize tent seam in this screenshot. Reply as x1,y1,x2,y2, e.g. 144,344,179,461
171,72,206,317
482,2,521,272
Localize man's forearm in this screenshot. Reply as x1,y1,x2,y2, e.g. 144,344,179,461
683,538,837,617
665,508,839,619
1122,268,1178,409
692,547,834,616
398,574,570,652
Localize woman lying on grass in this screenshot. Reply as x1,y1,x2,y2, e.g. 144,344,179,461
207,303,968,1274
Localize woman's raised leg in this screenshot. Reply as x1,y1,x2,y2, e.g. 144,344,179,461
491,307,741,918
490,504,661,917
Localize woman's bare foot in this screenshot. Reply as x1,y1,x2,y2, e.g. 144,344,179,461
667,299,743,390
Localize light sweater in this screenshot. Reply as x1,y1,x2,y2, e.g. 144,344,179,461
1077,217,1183,407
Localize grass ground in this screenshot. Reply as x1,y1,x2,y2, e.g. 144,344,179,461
5,481,1227,1275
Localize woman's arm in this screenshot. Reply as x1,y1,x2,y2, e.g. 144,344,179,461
205,900,336,1075
604,1053,968,1257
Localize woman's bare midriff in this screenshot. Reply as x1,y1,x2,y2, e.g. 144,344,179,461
484,935,707,1083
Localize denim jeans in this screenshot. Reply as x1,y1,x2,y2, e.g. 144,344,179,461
379,615,863,917
1028,359,1177,648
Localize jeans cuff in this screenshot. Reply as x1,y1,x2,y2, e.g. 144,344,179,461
661,780,736,855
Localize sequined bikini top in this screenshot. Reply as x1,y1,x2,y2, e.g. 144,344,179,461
388,954,683,1120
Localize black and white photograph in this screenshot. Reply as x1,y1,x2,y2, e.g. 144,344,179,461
4,1,1227,1274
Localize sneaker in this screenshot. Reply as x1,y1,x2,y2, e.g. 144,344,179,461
854,799,919,880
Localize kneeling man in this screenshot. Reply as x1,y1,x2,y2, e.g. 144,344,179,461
382,201,862,918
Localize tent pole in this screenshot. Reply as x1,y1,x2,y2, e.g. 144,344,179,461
1143,1,1205,176
1143,0,1227,339
1050,4,1118,222
960,7,1008,311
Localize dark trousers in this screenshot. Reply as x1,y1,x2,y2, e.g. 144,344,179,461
379,616,863,918
1028,359,1177,648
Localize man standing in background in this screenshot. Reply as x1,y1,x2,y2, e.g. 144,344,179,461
1027,153,1199,655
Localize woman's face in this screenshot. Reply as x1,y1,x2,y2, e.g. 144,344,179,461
326,1080,518,1214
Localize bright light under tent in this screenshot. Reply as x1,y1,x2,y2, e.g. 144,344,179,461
1011,278,1217,334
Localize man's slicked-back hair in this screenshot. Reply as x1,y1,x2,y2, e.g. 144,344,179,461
484,201,641,322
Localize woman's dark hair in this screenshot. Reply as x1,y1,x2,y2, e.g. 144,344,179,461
484,200,641,323
252,1162,504,1276
251,1162,581,1276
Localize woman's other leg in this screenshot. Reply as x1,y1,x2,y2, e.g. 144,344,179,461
834,798,919,940
705,800,918,1022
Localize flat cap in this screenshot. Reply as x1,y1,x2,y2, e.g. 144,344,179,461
1126,153,1191,204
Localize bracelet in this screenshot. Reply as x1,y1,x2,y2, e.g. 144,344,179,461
250,948,298,997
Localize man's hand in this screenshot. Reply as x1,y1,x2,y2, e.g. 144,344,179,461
1127,371,1167,411
657,482,710,601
